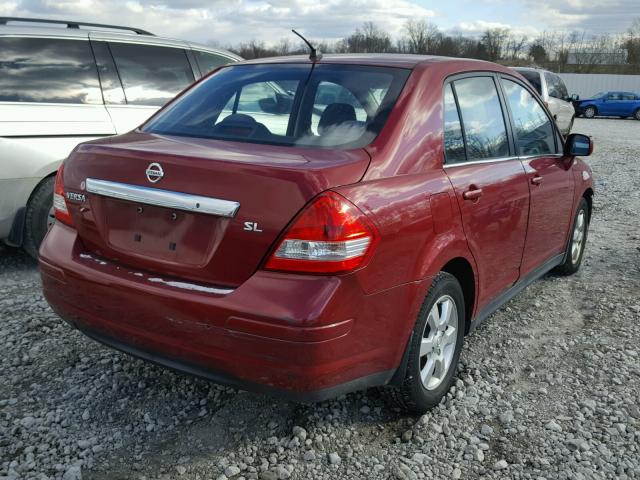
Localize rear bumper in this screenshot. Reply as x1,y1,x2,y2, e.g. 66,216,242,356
39,223,430,401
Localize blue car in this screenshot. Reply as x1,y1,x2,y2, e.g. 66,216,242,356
576,91,640,120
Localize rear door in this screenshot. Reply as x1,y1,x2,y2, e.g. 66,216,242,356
499,76,574,276
618,93,637,116
599,93,620,116
90,38,196,133
443,75,530,309
0,36,115,151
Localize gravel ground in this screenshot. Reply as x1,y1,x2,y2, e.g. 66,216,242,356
1,117,639,480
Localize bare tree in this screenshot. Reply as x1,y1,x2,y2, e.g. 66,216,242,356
404,20,440,54
505,34,528,60
481,28,510,61
342,22,393,53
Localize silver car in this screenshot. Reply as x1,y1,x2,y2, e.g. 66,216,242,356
511,67,575,136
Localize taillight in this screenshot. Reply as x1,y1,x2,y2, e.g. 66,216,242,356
264,191,379,274
53,163,74,227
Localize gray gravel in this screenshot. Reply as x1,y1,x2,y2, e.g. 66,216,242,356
1,117,640,480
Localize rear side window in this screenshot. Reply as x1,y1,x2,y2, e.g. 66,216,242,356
443,84,465,163
452,77,509,161
0,37,101,104
109,43,195,106
501,79,556,156
193,51,231,75
545,72,567,100
517,70,542,96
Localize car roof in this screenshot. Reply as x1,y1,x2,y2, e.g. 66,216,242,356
511,66,547,74
236,53,508,70
0,23,241,61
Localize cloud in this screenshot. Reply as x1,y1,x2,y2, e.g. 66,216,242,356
4,0,436,46
3,0,638,48
450,20,540,38
522,0,640,33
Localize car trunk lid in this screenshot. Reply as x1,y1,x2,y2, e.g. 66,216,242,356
63,132,370,287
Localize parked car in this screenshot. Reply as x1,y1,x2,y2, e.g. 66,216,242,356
575,91,640,120
511,67,576,135
40,54,594,412
0,17,240,257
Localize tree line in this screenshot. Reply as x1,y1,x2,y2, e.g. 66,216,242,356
225,19,640,74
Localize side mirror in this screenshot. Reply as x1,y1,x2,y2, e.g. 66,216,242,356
571,93,580,101
565,133,593,157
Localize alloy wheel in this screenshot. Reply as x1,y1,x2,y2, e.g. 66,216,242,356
419,295,458,390
571,210,586,264
584,107,595,118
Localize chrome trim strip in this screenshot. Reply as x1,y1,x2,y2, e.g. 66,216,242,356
444,153,564,168
443,156,519,168
518,153,564,160
86,178,240,218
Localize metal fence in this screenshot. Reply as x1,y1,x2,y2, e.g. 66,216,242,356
558,73,640,98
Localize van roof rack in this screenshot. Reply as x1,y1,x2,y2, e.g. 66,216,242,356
0,17,154,35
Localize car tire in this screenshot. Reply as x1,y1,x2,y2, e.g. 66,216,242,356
23,176,55,259
583,106,596,118
387,272,465,413
555,197,589,276
634,109,640,121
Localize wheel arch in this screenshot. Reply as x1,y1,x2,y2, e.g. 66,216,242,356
582,187,594,222
439,257,476,335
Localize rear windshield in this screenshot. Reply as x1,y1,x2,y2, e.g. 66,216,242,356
515,69,542,95
142,63,410,149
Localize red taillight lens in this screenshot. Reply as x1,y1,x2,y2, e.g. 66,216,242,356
53,163,74,227
264,191,379,274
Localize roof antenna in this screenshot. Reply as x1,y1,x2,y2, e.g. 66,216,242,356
292,29,322,62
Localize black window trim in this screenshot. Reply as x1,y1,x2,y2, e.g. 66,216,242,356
442,71,517,167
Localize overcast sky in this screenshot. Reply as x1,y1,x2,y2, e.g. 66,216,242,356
2,0,639,47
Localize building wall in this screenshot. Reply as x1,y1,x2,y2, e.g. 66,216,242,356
558,73,640,98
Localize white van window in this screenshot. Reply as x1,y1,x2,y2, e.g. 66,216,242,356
0,37,102,104
109,43,195,106
194,51,231,76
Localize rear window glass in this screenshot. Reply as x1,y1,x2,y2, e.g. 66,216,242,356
0,37,101,104
143,64,410,149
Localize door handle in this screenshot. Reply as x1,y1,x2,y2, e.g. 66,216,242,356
531,176,543,185
462,188,483,201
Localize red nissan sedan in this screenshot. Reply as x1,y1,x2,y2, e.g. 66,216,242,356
39,54,594,412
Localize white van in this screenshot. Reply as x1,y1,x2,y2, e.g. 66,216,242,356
511,67,576,136
0,17,240,257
